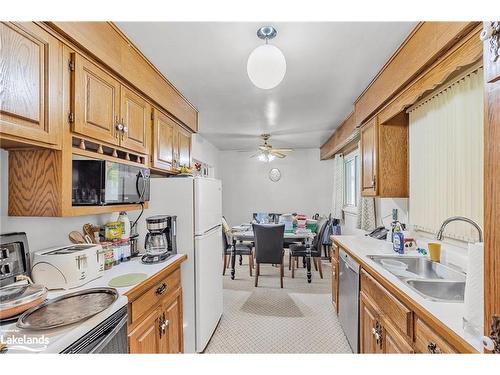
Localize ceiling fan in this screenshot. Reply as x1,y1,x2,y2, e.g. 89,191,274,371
250,134,293,162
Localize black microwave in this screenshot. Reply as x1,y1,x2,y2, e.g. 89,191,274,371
72,158,150,206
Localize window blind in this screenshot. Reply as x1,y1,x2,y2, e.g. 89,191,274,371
408,66,484,242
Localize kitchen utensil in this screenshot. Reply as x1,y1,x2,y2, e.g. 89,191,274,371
84,234,93,244
0,283,47,319
108,273,147,288
69,231,86,244
83,223,100,244
17,287,118,330
31,244,104,290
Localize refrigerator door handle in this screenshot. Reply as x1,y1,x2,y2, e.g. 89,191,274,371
196,225,221,238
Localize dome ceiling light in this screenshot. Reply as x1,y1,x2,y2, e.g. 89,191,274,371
247,26,286,90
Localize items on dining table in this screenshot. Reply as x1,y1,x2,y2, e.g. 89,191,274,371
278,214,294,232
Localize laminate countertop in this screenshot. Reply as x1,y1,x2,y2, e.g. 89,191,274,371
332,235,482,352
0,254,186,354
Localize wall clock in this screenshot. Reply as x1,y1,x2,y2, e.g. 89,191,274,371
269,168,281,182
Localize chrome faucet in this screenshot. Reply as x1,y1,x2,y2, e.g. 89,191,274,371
436,216,483,242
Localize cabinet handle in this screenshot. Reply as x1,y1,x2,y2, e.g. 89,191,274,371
372,322,383,348
156,283,167,296
372,175,376,189
427,342,441,354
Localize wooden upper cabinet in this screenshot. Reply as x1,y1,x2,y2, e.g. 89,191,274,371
0,22,62,148
152,108,175,171
360,113,409,198
361,117,378,196
120,85,150,154
72,53,120,146
176,125,191,169
128,307,162,354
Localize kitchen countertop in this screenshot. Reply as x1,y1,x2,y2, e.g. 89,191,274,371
332,235,482,352
0,254,186,354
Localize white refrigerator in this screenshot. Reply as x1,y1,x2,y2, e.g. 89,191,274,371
145,177,223,353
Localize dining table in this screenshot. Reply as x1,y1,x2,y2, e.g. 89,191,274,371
230,224,316,283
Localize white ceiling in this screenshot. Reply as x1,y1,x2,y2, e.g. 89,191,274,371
117,22,416,151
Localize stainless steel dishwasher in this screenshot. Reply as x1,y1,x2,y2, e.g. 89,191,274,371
338,249,360,353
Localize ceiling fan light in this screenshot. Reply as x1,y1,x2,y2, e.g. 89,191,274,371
258,153,267,162
247,44,286,90
267,154,276,162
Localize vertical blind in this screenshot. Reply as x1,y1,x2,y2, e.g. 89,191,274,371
408,66,484,242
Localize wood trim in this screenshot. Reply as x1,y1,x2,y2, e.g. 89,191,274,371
332,238,477,353
66,203,148,217
42,22,198,132
378,26,483,124
483,21,500,349
354,22,480,126
320,111,357,160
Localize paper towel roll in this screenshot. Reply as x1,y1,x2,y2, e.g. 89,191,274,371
464,242,484,333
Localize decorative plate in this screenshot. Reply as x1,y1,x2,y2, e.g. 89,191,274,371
269,168,281,182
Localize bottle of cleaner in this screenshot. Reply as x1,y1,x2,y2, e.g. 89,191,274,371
392,222,405,254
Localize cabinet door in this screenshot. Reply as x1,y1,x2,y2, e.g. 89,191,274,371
414,317,457,354
152,108,175,171
161,288,184,353
361,118,378,196
383,319,414,354
128,308,162,354
331,258,339,312
0,22,62,147
120,85,150,154
72,53,120,146
359,291,383,353
176,125,191,169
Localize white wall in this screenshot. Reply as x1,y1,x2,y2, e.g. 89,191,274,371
219,148,334,225
191,134,220,178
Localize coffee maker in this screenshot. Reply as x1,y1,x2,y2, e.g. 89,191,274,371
142,215,177,264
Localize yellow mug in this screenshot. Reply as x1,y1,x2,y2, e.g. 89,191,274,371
428,243,441,262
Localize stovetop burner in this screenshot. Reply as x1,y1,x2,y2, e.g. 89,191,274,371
141,252,174,265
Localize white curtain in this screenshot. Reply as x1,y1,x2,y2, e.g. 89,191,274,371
331,153,344,220
408,66,483,242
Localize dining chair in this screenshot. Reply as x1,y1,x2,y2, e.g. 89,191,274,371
289,220,328,279
253,223,285,288
222,226,254,276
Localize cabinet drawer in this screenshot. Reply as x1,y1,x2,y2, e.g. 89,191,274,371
414,317,457,354
360,269,413,339
130,268,181,324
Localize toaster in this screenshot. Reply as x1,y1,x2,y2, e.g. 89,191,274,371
31,244,105,290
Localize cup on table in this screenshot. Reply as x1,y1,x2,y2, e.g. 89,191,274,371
428,242,442,262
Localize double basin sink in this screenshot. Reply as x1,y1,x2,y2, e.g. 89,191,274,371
367,255,466,303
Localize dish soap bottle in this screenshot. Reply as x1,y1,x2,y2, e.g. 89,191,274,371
392,222,404,254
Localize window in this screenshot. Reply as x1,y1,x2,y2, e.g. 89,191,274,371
343,150,359,208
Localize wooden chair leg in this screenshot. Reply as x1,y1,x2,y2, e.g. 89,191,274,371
288,251,292,270
291,255,295,278
248,254,253,276
223,254,227,275
313,257,318,271
280,260,284,288
255,263,260,287
250,252,254,269
317,257,323,279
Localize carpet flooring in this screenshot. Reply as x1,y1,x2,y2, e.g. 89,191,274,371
204,256,352,353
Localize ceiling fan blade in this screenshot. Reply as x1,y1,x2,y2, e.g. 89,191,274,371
249,152,262,158
258,146,270,151
272,148,293,153
270,151,287,158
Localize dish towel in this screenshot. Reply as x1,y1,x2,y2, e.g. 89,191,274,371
464,242,484,333
358,197,376,232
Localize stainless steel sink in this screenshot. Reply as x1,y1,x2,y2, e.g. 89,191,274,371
367,255,465,281
405,279,465,303
367,255,466,302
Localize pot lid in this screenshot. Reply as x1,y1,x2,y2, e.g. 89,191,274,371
0,284,47,310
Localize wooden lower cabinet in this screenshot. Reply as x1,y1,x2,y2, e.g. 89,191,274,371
359,291,383,354
383,319,414,354
126,258,186,354
331,258,339,312
414,317,457,354
128,307,162,354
